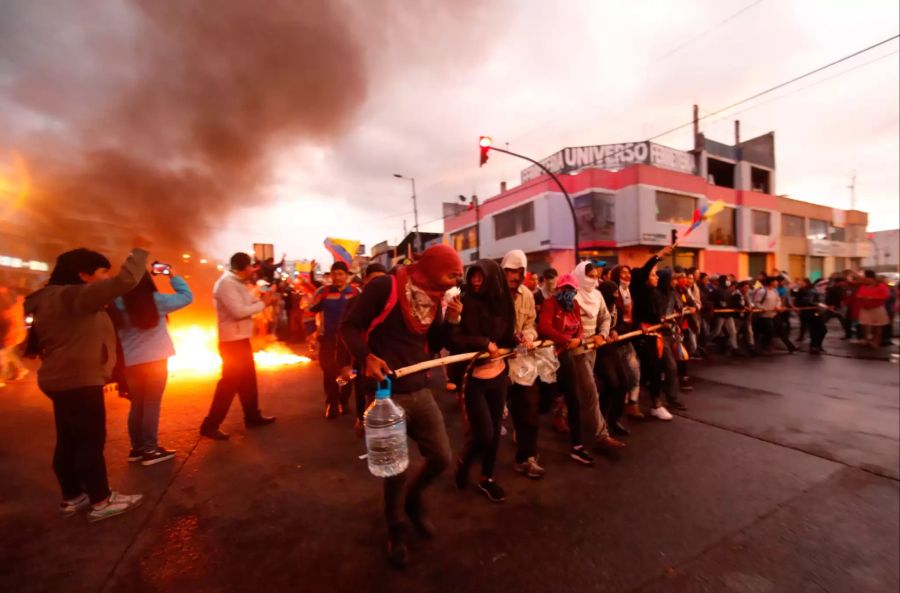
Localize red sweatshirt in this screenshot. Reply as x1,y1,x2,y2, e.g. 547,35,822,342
538,297,583,353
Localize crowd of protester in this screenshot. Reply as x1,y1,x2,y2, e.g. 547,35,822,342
1,240,897,565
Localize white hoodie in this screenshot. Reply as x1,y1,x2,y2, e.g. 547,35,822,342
501,249,537,341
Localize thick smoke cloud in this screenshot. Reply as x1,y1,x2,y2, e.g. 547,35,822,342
2,0,369,254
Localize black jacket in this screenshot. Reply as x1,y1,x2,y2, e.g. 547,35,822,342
631,254,665,325
450,259,517,354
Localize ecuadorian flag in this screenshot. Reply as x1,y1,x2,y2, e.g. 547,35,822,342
324,237,360,265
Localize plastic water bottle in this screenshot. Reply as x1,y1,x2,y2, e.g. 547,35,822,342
364,378,409,477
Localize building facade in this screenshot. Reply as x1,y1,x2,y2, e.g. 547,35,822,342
861,229,900,273
444,130,870,281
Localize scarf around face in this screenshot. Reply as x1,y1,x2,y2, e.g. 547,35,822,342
572,261,601,319
394,245,463,335
556,287,577,312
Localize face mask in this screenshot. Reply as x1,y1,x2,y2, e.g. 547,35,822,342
555,288,577,311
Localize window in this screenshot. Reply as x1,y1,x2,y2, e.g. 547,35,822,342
809,256,824,282
752,210,771,235
807,219,828,240
781,214,805,237
829,225,845,242
493,202,535,240
708,207,736,246
450,226,477,251
707,157,735,188
751,167,771,193
574,192,615,242
655,191,697,224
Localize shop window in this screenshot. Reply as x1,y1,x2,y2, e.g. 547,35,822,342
493,202,535,240
748,253,767,278
781,214,805,237
708,206,736,246
752,210,771,235
450,226,477,251
655,191,697,224
807,219,828,240
809,256,824,281
751,166,771,193
829,225,845,242
707,157,735,188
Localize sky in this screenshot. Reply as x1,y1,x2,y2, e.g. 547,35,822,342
2,0,898,264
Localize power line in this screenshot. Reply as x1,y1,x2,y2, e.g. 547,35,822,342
656,0,765,61
705,48,900,125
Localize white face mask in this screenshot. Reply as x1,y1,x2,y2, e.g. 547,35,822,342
619,278,630,289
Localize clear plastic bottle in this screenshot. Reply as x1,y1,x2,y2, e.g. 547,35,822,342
364,378,409,477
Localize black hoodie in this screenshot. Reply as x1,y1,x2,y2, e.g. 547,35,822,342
631,254,666,325
450,259,517,353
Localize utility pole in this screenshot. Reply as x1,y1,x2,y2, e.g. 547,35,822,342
849,171,857,211
394,174,419,251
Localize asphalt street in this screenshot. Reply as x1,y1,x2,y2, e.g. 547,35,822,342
0,332,897,593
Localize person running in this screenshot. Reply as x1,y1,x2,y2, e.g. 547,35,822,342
571,261,625,452
629,245,676,420
451,259,517,502
111,270,193,466
538,273,595,466
25,244,149,521
500,250,545,479
340,244,463,569
200,253,279,440
309,261,359,419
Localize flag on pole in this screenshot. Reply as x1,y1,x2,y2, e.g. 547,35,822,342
684,200,726,238
324,237,360,265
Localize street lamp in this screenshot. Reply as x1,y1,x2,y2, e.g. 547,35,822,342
459,194,480,260
476,137,580,266
393,174,419,251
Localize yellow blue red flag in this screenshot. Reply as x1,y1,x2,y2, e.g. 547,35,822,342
324,237,359,265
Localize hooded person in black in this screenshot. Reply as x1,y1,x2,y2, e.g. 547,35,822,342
595,281,631,436
450,259,517,503
628,246,678,420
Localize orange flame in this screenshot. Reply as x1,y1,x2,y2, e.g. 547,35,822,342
168,325,310,378
0,151,31,216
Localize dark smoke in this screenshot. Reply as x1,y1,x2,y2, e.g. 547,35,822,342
4,0,368,257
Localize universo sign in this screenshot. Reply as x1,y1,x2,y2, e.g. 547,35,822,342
521,141,695,182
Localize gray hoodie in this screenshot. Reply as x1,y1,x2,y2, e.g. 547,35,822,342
24,249,148,392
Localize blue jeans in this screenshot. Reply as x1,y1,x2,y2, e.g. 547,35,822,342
125,360,169,453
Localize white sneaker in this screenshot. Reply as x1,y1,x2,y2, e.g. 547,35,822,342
650,406,673,421
87,491,143,522
59,493,91,516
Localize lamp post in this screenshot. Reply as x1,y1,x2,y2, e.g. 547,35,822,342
459,194,480,260
477,137,579,266
393,174,419,251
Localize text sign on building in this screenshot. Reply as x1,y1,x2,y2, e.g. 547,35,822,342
521,142,695,182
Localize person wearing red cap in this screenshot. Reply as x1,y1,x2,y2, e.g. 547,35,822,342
537,272,595,466
341,244,463,569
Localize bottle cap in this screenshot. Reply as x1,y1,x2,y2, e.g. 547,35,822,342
375,377,392,399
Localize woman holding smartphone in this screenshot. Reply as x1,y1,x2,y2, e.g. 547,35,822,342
112,264,193,466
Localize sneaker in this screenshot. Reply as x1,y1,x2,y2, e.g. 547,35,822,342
513,456,545,479
141,447,176,466
650,406,673,421
127,449,144,463
59,493,90,516
87,492,143,523
478,479,506,503
569,446,595,466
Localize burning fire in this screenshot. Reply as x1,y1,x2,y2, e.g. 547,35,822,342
168,325,311,378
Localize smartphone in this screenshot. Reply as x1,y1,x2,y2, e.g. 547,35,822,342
151,261,172,276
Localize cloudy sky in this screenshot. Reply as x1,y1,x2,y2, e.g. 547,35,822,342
2,0,898,263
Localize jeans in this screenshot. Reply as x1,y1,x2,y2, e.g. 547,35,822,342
508,381,540,463
202,339,262,430
634,334,679,407
383,388,452,529
459,373,508,478
574,350,608,441
556,350,582,447
710,316,738,351
124,360,168,453
45,386,111,504
618,342,641,404
319,337,351,409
